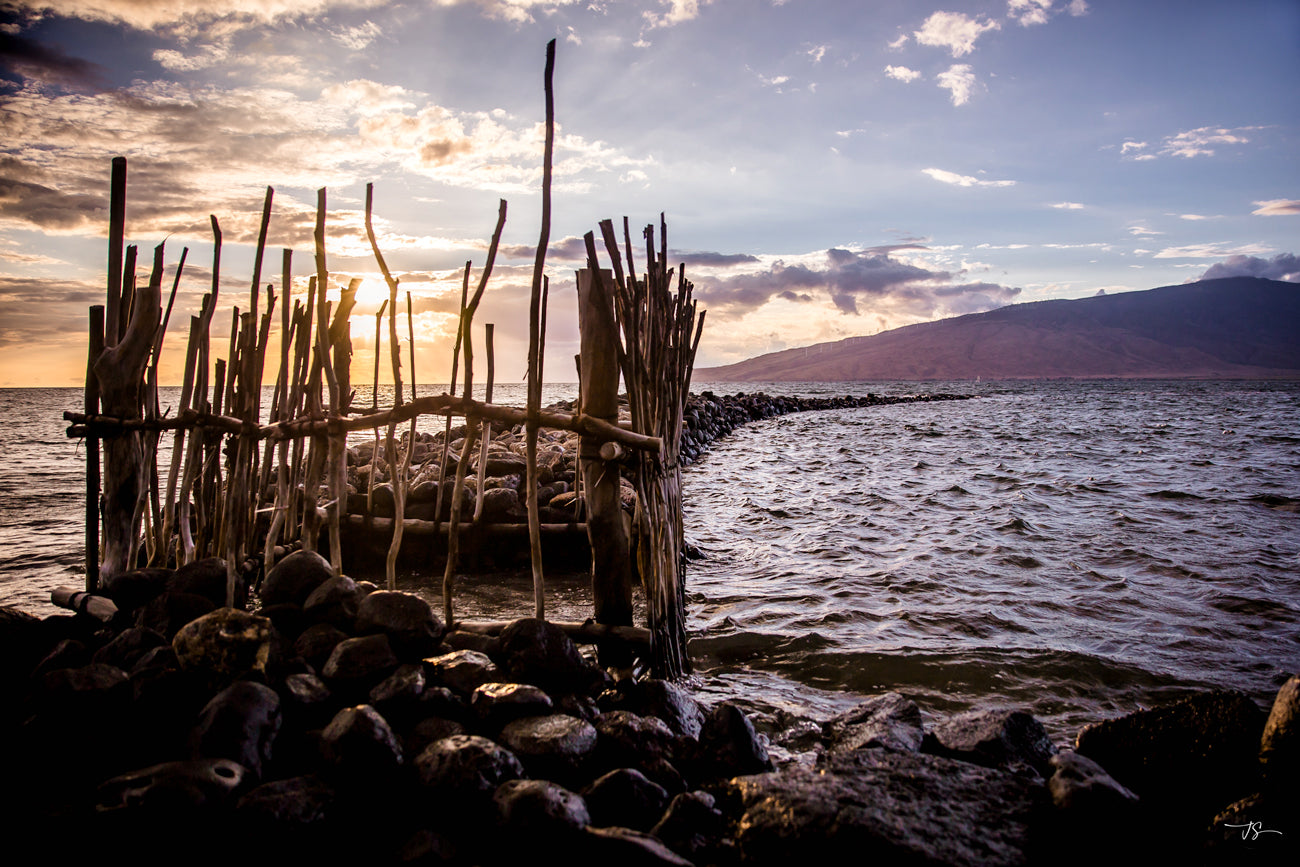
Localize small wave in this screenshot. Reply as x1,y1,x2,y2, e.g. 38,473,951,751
1247,494,1300,513
1146,489,1204,500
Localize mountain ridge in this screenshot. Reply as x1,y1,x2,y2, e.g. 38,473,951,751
694,277,1300,381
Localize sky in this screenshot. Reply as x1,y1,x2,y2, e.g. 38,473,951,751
1,0,1297,387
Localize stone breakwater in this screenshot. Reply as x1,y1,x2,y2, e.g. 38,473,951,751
2,554,1296,865
343,391,974,531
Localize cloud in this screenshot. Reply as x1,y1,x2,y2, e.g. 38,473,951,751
332,20,383,51
1252,199,1300,216
1176,213,1218,221
1154,242,1274,259
807,45,827,63
0,27,106,88
692,247,1020,318
936,63,977,105
1198,252,1300,282
1007,0,1052,27
922,167,1015,188
887,33,908,50
884,65,922,83
914,11,1000,58
1123,126,1264,161
1051,202,1084,209
1127,225,1162,236
643,0,706,29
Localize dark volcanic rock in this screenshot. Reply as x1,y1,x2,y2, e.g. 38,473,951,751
582,767,668,831
92,625,167,671
499,713,598,783
415,734,524,805
190,680,281,779
718,748,1047,866
321,633,399,690
302,575,362,629
493,778,591,837
1047,748,1139,814
581,825,695,866
171,557,242,608
650,790,726,861
171,607,274,687
96,757,249,813
319,704,404,779
135,591,217,639
262,549,333,608
355,590,443,660
497,617,599,693
694,702,773,780
1259,674,1300,792
923,707,1058,779
471,681,554,728
823,691,924,756
425,648,499,694
1073,689,1265,819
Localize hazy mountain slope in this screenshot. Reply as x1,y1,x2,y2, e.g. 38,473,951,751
696,277,1300,381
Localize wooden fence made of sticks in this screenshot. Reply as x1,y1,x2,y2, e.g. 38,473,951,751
60,42,703,678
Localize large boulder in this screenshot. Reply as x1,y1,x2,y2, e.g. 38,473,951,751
823,692,924,756
717,748,1047,866
319,704,404,780
499,713,599,784
189,680,281,779
1259,674,1300,792
497,618,600,694
171,557,241,608
923,708,1058,779
171,608,274,687
355,590,443,660
262,550,333,608
415,734,524,807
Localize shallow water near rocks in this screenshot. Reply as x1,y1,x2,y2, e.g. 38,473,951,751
3,380,1298,746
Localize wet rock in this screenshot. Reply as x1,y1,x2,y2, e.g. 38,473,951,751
1259,674,1300,791
236,773,337,827
190,680,281,779
583,767,668,831
1074,689,1265,820
499,713,598,783
694,702,773,779
593,710,684,791
408,716,467,757
494,778,591,838
628,679,704,739
471,681,554,728
302,575,362,629
479,486,521,521
415,734,525,806
823,691,924,756
32,637,90,676
355,590,443,660
497,617,600,694
718,747,1046,866
282,672,333,728
321,633,399,691
650,791,726,861
262,549,333,608
442,628,500,656
1048,748,1139,814
172,608,274,687
923,707,1058,779
425,648,499,694
320,704,404,779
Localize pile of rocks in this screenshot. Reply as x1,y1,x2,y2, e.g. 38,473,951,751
4,548,1291,864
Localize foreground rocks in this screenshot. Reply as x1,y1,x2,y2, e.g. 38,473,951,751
2,579,1293,864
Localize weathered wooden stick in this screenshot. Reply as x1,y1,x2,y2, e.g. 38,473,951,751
473,323,494,524
84,305,104,590
103,157,126,351
345,514,585,535
432,264,471,532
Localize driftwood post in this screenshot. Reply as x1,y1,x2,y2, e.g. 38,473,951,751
84,305,104,590
576,268,634,637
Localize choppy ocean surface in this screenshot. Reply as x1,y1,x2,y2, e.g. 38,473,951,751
2,380,1298,744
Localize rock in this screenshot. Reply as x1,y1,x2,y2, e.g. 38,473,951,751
499,713,598,784
424,648,499,694
1047,748,1139,814
321,633,399,690
236,773,337,826
632,679,705,739
718,748,1046,866
262,549,333,608
97,758,249,813
415,734,524,806
355,590,443,660
282,672,334,728
593,710,684,791
650,791,726,861
32,638,90,676
497,617,600,694
583,767,668,831
171,557,241,608
91,625,168,671
190,680,281,779
1074,689,1265,821
1259,674,1300,791
302,575,362,629
320,704,404,779
471,681,554,728
369,663,426,711
494,778,591,838
694,702,773,779
293,622,350,671
100,567,171,611
171,608,274,686
923,707,1058,779
823,691,924,755
442,628,500,656
479,486,521,520
408,716,467,757
134,591,217,639
580,826,695,866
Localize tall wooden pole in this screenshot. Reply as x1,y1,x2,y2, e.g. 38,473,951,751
576,268,633,633
84,306,104,590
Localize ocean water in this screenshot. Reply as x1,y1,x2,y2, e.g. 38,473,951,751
2,380,1298,745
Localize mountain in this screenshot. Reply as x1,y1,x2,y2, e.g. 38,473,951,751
695,277,1300,381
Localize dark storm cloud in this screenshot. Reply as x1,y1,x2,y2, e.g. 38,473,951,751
0,26,106,89
1199,253,1300,282
693,248,1019,317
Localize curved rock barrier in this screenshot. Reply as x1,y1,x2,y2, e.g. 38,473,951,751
2,565,1294,864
